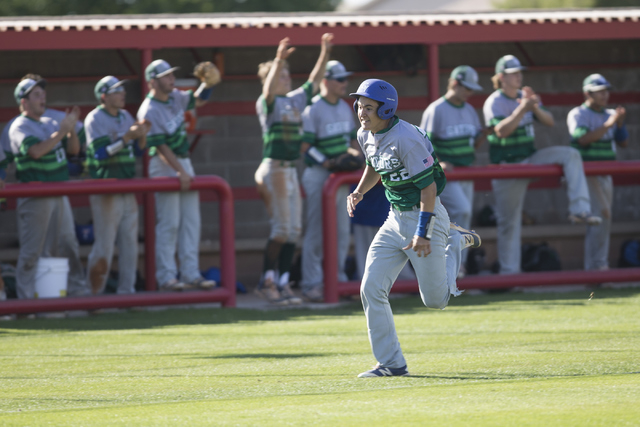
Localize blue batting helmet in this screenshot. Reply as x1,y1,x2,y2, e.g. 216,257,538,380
350,79,398,120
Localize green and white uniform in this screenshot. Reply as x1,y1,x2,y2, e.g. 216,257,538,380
420,97,482,253
567,104,617,270
300,94,357,291
483,90,591,274
255,82,313,243
8,114,87,299
84,106,140,294
137,89,204,287
358,117,465,369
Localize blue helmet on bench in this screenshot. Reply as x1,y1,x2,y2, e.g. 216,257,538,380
350,79,398,120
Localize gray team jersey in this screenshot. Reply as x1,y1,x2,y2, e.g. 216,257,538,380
302,94,357,164
358,117,446,211
420,97,482,166
137,89,195,157
256,82,313,161
1,108,83,165
567,104,617,161
483,89,536,164
9,114,69,182
85,106,137,179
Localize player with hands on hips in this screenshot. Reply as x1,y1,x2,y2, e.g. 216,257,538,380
483,55,600,275
347,79,481,378
299,60,362,302
567,74,629,271
137,59,220,291
85,76,151,295
420,65,490,278
254,33,333,305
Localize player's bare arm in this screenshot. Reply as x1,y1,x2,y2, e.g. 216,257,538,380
347,164,379,217
402,183,437,258
156,144,192,191
308,33,334,94
263,37,295,104
494,97,535,138
26,108,78,159
63,106,82,156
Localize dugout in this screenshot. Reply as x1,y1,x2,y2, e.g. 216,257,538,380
0,9,639,286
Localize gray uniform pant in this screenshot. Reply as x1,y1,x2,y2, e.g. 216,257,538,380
492,146,591,274
585,175,613,270
438,179,474,265
149,156,202,286
361,199,462,369
87,193,139,294
300,165,349,291
353,224,416,282
257,159,302,243
16,196,87,299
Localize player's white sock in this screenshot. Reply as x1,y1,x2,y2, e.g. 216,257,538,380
264,270,276,284
278,272,290,288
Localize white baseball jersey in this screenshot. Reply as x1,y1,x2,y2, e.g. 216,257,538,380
357,117,446,211
567,104,617,161
420,97,482,166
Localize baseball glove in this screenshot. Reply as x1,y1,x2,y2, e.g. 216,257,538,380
327,153,364,172
193,61,221,88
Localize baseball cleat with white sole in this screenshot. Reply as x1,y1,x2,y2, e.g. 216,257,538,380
358,363,410,378
450,222,481,249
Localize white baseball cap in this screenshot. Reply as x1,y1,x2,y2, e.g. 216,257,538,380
14,78,46,104
495,55,526,74
94,76,127,102
324,60,352,80
582,74,612,92
450,65,483,91
145,59,180,82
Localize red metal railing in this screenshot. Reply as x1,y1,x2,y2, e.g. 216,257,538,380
322,161,640,303
0,176,236,314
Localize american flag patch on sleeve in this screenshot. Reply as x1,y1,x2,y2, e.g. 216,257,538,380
423,155,434,168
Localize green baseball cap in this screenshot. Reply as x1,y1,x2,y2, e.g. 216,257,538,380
495,55,526,75
450,65,483,91
94,76,127,102
14,78,46,104
582,74,611,92
145,59,180,82
324,60,352,80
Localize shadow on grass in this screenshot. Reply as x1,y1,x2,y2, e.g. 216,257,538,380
0,288,637,333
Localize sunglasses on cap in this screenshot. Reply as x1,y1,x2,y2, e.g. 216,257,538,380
333,77,348,83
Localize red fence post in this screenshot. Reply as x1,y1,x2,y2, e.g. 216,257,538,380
321,161,640,301
0,176,236,314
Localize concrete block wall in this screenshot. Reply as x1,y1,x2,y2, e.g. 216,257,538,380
1,39,638,282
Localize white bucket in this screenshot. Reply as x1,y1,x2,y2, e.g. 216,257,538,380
34,257,69,298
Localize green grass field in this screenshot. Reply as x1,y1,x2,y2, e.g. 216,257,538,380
1,287,638,426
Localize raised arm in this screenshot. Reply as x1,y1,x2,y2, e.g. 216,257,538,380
263,37,296,105
307,33,334,94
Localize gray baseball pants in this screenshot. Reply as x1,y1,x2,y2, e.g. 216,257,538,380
438,179,474,266
87,193,139,294
149,156,202,286
300,165,349,291
492,146,591,274
16,196,87,299
585,175,613,270
361,198,462,369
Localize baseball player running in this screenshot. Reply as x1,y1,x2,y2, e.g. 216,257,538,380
8,78,88,299
347,79,481,378
420,65,490,278
299,60,362,302
567,74,628,271
137,59,220,291
84,76,151,294
254,34,333,305
483,55,601,275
